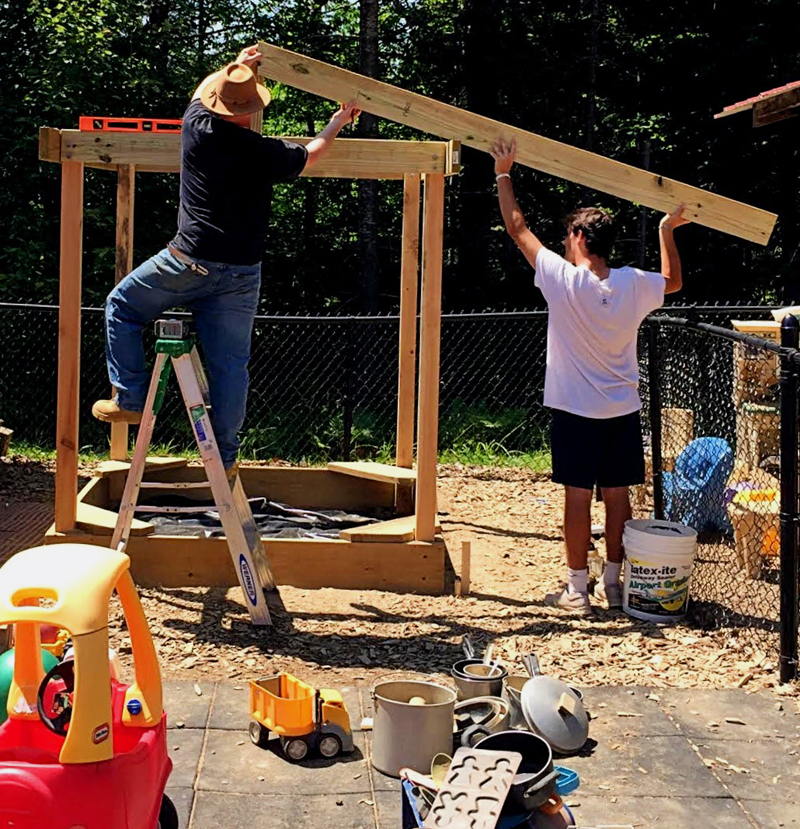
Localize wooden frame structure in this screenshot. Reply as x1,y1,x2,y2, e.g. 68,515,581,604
40,122,460,593
39,43,777,594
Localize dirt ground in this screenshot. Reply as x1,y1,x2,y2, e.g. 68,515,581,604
0,455,796,698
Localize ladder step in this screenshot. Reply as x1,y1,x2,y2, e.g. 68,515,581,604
327,461,417,485
141,481,212,490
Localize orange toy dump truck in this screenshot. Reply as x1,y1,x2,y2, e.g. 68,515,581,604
248,672,354,761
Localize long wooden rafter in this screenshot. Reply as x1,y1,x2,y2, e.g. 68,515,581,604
255,41,777,246
39,127,460,180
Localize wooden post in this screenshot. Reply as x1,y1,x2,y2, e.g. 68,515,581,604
396,173,421,469
110,164,135,461
461,539,471,596
54,160,84,533
414,174,445,542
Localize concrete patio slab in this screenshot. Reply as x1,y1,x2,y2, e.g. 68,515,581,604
692,739,800,802
164,680,214,730
164,787,194,829
659,689,800,741
191,792,377,829
566,794,752,828
197,729,370,796
207,681,249,731
742,797,800,828
167,727,205,789
580,686,678,738
561,735,729,798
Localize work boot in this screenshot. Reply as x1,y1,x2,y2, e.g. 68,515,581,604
596,579,623,610
91,399,142,424
544,586,592,617
225,462,240,488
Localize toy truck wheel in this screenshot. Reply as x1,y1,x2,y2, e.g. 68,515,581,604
318,733,342,758
282,736,310,761
249,720,270,749
157,794,179,829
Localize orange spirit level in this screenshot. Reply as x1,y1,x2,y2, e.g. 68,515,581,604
79,116,183,133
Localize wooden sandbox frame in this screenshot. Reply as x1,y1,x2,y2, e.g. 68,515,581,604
38,118,461,595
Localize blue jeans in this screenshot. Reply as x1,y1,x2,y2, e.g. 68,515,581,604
105,248,261,467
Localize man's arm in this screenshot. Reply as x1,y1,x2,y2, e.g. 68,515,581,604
304,102,361,170
490,138,544,269
658,204,690,294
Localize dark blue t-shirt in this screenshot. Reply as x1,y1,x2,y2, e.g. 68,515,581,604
173,100,308,265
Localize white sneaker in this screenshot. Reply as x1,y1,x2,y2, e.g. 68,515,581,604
545,586,592,616
596,579,623,609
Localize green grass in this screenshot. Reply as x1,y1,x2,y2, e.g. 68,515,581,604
9,440,551,470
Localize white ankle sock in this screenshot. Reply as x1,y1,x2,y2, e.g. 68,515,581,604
604,561,622,585
567,568,588,595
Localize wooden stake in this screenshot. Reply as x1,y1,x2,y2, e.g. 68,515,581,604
255,41,776,245
414,174,445,542
461,539,471,596
54,160,84,533
110,164,135,461
396,173,421,469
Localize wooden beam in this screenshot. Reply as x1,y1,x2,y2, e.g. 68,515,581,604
753,87,800,127
339,515,441,543
38,127,61,163
415,175,445,543
396,173,421,469
49,130,455,179
45,531,448,594
327,461,416,485
109,164,136,461
54,161,84,533
255,42,776,245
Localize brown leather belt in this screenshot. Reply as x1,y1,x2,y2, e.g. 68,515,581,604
168,244,209,276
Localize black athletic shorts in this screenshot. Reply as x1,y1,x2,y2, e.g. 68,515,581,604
550,408,645,490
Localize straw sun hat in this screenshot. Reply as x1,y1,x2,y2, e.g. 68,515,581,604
200,63,271,116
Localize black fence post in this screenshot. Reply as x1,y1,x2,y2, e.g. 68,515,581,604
779,314,799,684
647,320,665,519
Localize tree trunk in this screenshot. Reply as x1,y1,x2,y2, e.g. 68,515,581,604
357,0,380,312
458,0,502,309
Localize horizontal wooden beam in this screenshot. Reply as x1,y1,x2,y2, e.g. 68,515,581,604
753,87,800,128
38,127,458,179
256,42,777,245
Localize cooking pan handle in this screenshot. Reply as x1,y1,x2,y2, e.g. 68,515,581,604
522,768,559,799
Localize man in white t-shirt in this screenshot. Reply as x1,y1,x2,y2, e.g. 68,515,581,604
490,137,690,615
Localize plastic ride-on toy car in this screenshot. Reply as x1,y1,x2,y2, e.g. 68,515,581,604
0,544,176,829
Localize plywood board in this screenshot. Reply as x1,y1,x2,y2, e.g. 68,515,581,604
75,502,153,536
255,42,776,245
327,461,417,485
45,129,456,179
43,531,447,594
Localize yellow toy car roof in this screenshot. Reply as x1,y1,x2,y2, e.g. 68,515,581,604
0,544,129,635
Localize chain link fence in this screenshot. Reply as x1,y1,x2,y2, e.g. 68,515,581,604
1,302,798,674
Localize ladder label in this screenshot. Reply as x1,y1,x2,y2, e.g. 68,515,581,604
190,405,209,443
238,554,258,606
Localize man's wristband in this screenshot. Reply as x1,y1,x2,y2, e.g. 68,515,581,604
496,173,511,182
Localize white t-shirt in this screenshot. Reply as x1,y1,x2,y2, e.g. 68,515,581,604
535,247,665,419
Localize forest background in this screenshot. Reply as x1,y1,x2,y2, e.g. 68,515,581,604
1,0,800,315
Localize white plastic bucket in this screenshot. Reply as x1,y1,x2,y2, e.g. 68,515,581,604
622,519,697,623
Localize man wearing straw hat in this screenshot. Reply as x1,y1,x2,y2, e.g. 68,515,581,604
93,46,359,474
490,137,690,615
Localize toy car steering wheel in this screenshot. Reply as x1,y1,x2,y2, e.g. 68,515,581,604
36,659,75,737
